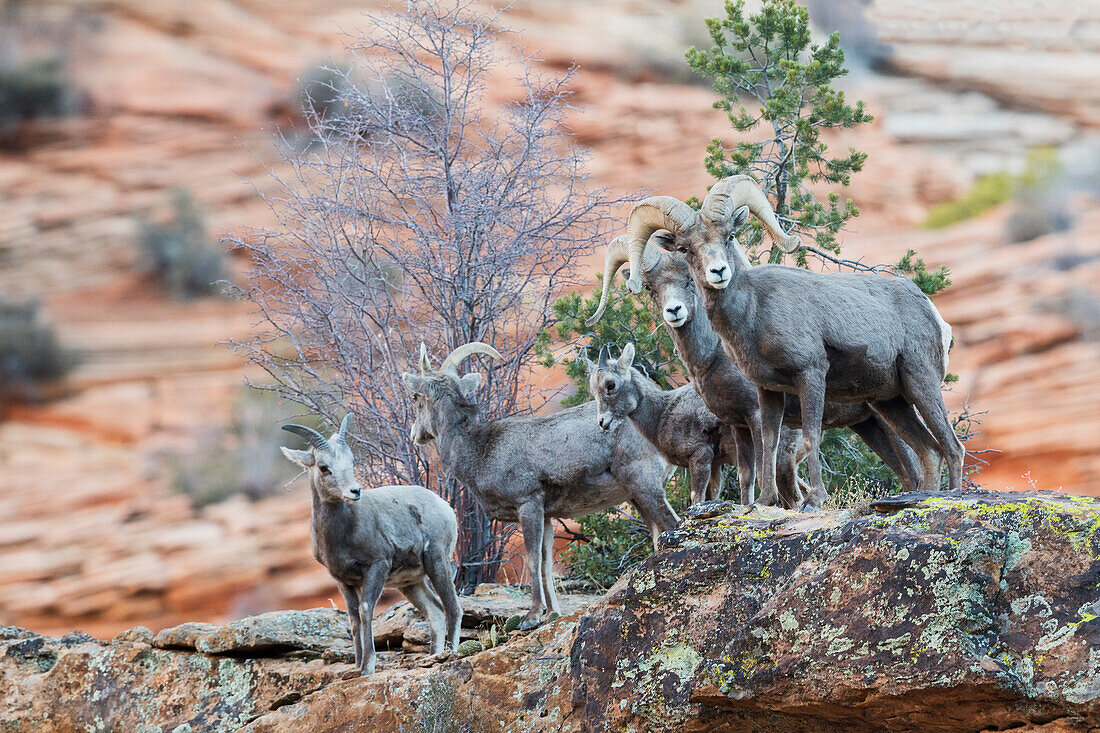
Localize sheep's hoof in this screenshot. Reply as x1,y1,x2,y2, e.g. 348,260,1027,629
547,611,561,622
517,615,542,631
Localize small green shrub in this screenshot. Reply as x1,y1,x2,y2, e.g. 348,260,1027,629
138,190,225,299
0,298,76,403
923,148,1063,230
0,58,73,142
562,470,692,589
169,389,312,507
922,173,1014,229
816,428,900,504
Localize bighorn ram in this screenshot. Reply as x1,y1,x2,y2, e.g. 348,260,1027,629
280,415,462,675
589,342,807,508
402,342,677,629
621,176,962,504
587,237,927,507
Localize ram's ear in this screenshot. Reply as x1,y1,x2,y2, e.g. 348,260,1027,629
457,372,482,398
650,231,676,250
618,342,635,370
280,446,315,468
401,373,424,394
730,205,751,230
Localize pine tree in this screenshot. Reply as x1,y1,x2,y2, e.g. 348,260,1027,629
685,0,949,293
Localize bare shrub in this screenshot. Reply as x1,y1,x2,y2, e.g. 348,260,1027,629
399,672,478,733
229,0,619,589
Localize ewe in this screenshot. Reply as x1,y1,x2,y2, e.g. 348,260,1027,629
280,414,462,675
620,175,961,505
402,342,676,629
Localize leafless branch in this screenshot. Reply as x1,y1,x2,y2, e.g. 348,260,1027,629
227,0,621,588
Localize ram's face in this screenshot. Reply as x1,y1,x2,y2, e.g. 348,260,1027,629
643,252,698,328
401,371,481,445
672,208,750,290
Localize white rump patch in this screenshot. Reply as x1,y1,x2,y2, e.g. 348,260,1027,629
929,299,953,376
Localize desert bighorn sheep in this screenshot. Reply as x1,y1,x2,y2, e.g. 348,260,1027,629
280,415,462,676
587,237,927,508
589,342,807,508
589,343,737,505
621,175,962,505
402,342,677,629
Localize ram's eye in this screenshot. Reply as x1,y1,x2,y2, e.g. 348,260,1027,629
319,465,331,475
677,245,689,254
606,381,616,392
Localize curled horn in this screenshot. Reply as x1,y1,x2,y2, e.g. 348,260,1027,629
624,196,699,294
586,236,630,327
336,412,353,444
701,175,800,253
589,236,664,325
586,237,667,327
419,342,431,374
438,342,505,375
282,424,331,452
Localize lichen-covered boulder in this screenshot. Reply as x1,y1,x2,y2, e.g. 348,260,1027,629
244,489,1100,733
572,489,1100,732
0,628,350,731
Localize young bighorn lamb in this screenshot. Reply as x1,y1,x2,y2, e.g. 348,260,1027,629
589,343,737,505
587,237,927,507
621,176,961,505
589,342,807,508
402,342,677,629
280,415,462,676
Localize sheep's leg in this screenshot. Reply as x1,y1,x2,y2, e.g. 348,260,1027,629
794,372,828,510
541,518,562,617
357,563,389,676
756,389,786,506
904,380,965,492
688,447,714,505
517,502,547,630
337,582,362,669
707,458,723,502
775,428,804,509
625,469,680,550
850,416,922,492
733,425,756,504
870,397,942,491
403,578,447,655
423,554,463,652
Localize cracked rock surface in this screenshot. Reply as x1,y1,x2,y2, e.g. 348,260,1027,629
248,490,1100,733
2,491,1097,732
